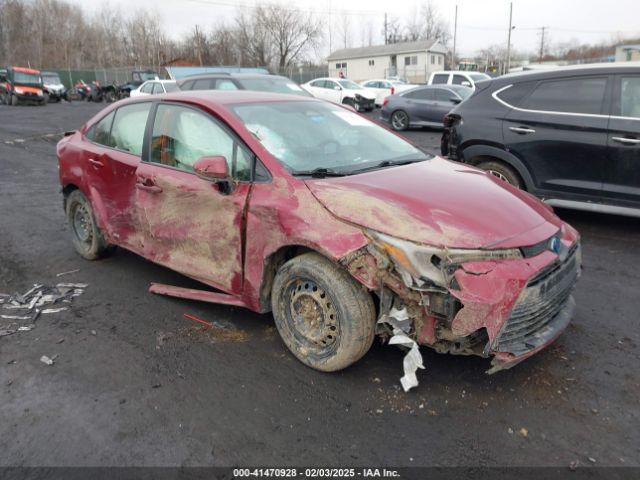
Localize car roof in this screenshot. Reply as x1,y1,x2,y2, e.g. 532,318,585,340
177,73,288,84
493,61,640,85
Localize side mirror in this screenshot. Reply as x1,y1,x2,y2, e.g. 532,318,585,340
334,85,342,91
193,156,230,183
461,81,471,87
450,97,462,104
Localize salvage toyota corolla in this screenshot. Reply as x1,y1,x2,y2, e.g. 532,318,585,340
57,90,581,383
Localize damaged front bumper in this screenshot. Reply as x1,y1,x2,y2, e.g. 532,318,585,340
344,229,582,379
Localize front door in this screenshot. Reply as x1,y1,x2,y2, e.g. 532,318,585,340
134,103,253,293
503,75,610,200
603,74,640,207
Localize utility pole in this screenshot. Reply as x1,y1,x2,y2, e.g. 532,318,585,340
384,13,388,45
538,26,547,62
505,2,513,74
452,5,458,70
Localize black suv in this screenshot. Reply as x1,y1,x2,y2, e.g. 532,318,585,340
442,63,640,217
178,73,311,97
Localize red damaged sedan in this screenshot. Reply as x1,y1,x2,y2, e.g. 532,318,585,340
57,91,581,380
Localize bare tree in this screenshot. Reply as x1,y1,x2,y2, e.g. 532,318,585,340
256,4,323,69
336,14,351,49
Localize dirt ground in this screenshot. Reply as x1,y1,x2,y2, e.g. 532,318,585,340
0,101,639,469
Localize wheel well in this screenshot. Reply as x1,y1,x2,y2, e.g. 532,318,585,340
468,155,524,184
62,184,79,210
259,245,313,312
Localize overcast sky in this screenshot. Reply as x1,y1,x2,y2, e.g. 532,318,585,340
68,0,640,58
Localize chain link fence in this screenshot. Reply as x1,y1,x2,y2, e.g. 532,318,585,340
50,65,328,88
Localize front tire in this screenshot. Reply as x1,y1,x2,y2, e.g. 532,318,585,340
271,252,376,372
65,190,111,260
390,110,409,131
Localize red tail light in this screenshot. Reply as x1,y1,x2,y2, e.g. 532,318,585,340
390,86,395,95
383,97,389,106
443,113,460,128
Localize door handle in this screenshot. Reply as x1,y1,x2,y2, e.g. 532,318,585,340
612,136,640,145
509,126,536,134
88,158,104,168
136,183,162,193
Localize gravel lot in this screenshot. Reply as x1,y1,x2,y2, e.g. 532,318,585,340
0,101,639,470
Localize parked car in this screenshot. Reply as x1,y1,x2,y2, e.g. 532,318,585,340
381,84,472,131
178,73,311,97
117,70,160,98
302,77,376,111
428,70,491,90
57,90,581,376
442,63,640,218
130,79,179,97
41,71,65,102
359,78,416,107
0,66,46,106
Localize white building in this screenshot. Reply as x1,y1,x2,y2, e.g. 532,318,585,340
327,40,447,83
615,44,640,62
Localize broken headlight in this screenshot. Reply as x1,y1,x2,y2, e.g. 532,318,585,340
369,231,522,287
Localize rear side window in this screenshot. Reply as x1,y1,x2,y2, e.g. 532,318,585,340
619,76,640,118
152,83,164,94
87,111,115,147
495,82,535,107
110,103,152,156
140,83,153,94
404,89,432,100
523,77,607,115
180,80,194,90
432,74,449,84
149,104,252,180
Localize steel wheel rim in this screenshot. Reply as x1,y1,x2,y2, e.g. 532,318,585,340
72,202,93,246
487,169,509,184
285,278,339,355
392,112,407,129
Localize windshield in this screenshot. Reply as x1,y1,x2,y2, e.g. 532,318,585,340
232,101,429,174
338,80,362,90
239,77,311,97
469,73,491,82
163,82,179,92
448,85,473,99
42,74,61,84
14,71,41,85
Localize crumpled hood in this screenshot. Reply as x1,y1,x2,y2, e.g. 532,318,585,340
354,89,376,100
305,157,563,249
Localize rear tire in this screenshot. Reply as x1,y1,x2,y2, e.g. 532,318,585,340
65,190,111,260
271,252,376,372
477,160,524,189
390,110,409,131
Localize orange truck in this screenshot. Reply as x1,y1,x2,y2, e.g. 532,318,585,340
0,66,46,106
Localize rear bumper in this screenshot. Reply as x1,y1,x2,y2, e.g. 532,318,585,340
15,93,44,102
355,96,375,110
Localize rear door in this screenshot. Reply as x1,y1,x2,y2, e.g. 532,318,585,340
134,102,253,292
503,75,610,200
403,88,436,123
603,75,640,207
82,102,152,249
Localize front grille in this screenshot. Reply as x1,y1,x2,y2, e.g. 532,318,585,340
495,243,581,354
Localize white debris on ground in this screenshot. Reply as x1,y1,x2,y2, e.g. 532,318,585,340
378,306,425,392
0,283,87,337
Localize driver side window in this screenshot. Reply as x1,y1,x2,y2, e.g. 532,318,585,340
149,104,252,180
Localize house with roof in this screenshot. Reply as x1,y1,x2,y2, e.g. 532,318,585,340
326,39,447,83
615,44,640,62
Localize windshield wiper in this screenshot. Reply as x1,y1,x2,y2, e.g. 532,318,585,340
349,158,427,174
291,167,347,178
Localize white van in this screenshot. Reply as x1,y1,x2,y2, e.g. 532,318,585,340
427,71,491,90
